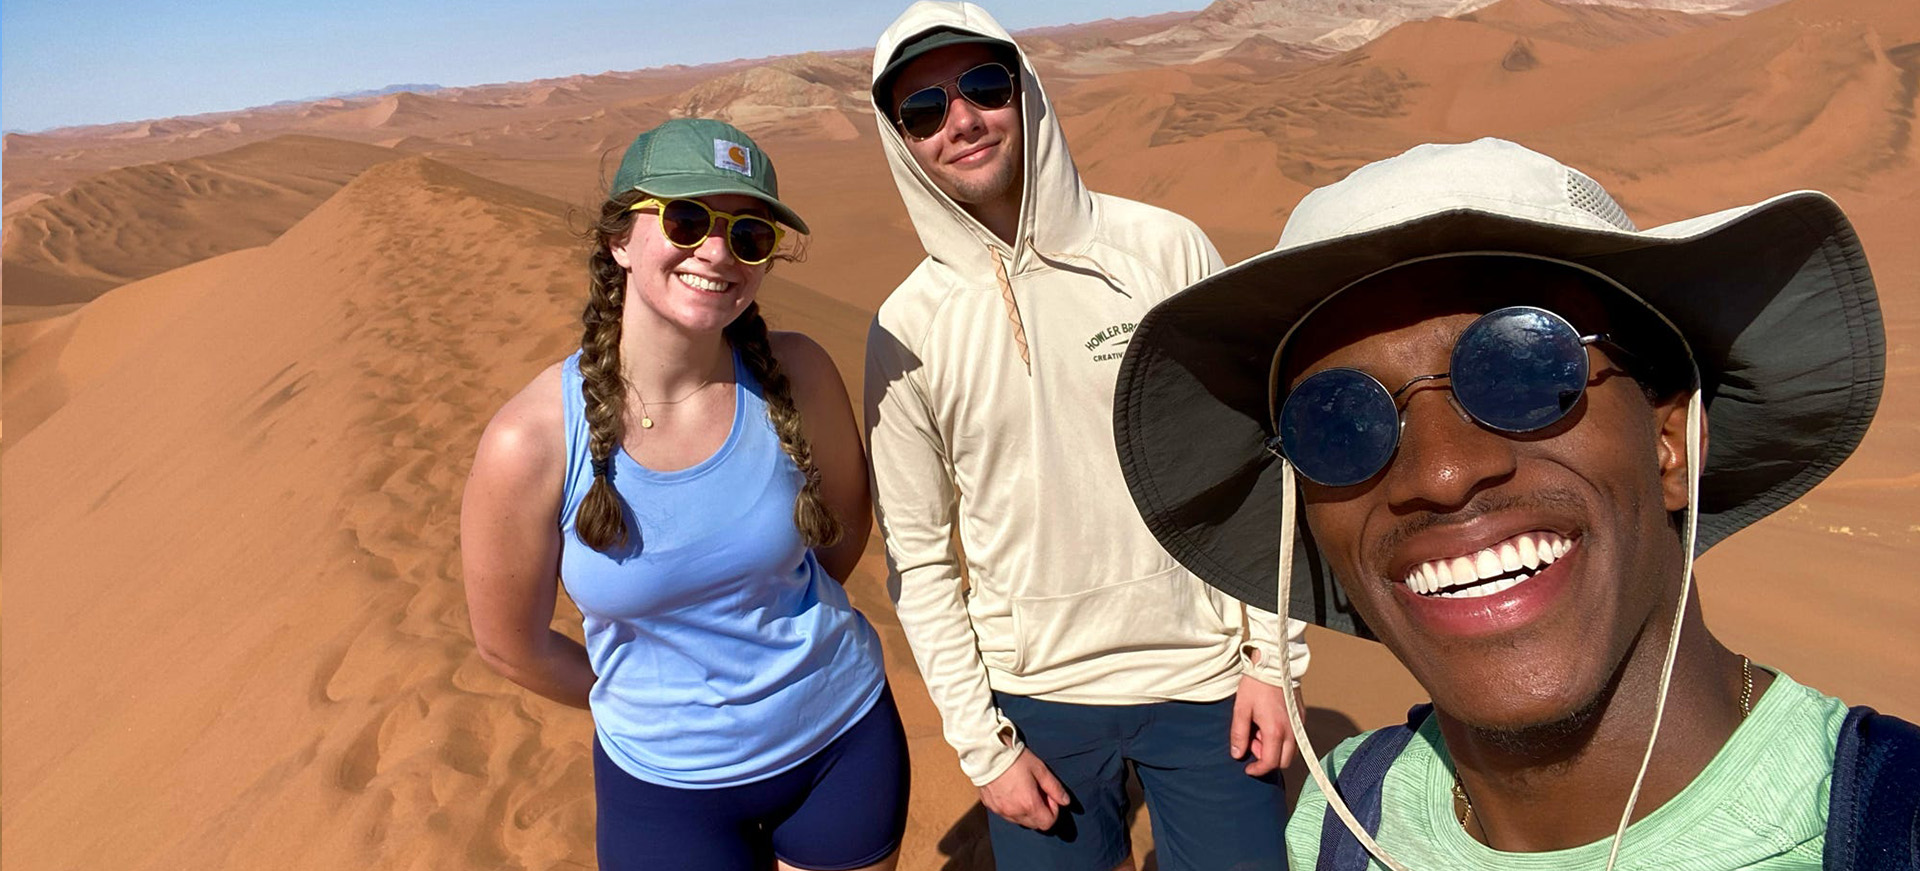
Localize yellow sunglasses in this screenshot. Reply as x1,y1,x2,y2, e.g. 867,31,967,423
627,197,786,265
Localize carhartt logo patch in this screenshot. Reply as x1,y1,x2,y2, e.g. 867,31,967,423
714,140,753,176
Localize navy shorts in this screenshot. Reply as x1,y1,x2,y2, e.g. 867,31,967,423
987,692,1287,871
593,685,910,871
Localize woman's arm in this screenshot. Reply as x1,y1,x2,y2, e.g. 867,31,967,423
461,364,597,708
772,331,873,583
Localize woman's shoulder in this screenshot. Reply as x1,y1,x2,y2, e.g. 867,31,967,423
767,331,849,397
767,330,831,366
472,360,570,489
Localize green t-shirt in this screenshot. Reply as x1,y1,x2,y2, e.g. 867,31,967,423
1288,671,1848,870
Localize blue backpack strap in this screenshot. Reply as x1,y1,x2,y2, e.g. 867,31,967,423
1318,703,1435,871
1824,705,1920,871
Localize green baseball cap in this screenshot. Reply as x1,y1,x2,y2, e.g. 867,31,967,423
609,118,808,234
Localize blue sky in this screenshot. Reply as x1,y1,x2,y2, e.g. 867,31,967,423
1,0,1206,132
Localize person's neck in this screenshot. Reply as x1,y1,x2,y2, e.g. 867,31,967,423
617,307,731,403
964,195,1020,248
1438,594,1754,853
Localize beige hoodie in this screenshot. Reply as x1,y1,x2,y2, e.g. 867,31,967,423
864,1,1310,787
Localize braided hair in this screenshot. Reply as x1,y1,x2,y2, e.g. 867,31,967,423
573,193,839,554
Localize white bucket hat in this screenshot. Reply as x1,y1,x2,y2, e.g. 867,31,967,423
1114,137,1882,637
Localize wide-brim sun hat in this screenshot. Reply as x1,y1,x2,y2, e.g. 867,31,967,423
1112,137,1882,638
610,117,808,234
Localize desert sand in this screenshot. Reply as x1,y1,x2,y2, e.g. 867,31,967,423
4,0,1916,868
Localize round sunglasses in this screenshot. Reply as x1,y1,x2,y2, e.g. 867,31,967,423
1275,306,1625,487
895,62,1017,141
627,197,785,265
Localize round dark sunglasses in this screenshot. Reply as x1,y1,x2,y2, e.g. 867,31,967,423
627,197,785,265
1274,306,1624,487
895,62,1017,141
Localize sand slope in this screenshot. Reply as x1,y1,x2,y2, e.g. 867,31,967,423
2,136,398,307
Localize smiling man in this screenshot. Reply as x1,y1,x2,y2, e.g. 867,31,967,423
862,3,1312,869
1113,138,1918,870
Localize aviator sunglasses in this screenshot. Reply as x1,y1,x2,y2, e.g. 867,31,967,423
627,198,785,265
1275,306,1629,487
895,62,1017,141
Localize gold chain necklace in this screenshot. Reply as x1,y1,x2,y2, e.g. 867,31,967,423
632,378,719,429
1451,655,1755,832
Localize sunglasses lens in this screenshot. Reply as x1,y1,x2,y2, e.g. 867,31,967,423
898,87,949,139
1280,368,1400,487
728,216,779,263
659,199,715,247
957,63,1016,111
1451,307,1590,432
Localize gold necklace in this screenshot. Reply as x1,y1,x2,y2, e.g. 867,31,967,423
1451,655,1758,832
1739,655,1754,719
632,378,719,429
1452,775,1475,831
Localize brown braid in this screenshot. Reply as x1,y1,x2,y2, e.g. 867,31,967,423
574,190,648,554
725,303,844,549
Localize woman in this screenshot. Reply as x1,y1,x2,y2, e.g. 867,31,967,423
461,118,907,871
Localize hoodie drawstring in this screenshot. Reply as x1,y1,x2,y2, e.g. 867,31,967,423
1027,239,1131,298
990,247,1032,373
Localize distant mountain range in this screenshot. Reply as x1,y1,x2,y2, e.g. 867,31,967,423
266,83,445,108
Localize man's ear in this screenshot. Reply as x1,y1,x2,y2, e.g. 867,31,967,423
1654,393,1706,512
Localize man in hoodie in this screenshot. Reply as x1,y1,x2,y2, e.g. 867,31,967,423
862,4,1311,869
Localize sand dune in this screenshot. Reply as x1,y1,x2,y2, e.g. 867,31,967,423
303,91,501,131
672,54,872,141
0,150,938,869
4,0,1917,868
1461,0,1722,48
3,136,398,308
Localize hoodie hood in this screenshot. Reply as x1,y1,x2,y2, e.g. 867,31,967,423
871,1,1097,276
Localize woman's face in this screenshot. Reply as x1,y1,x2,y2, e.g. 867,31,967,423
610,193,771,335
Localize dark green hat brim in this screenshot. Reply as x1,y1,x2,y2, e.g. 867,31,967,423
872,28,1018,109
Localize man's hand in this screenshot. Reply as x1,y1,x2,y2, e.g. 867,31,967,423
1229,673,1300,776
978,748,1071,830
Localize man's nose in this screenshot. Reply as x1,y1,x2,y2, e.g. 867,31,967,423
1383,388,1518,511
943,90,985,137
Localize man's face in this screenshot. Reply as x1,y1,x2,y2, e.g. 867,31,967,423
1284,258,1695,737
887,43,1023,211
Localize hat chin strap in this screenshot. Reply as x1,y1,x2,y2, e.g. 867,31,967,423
1275,466,1415,871
1275,391,1704,871
1601,388,1703,869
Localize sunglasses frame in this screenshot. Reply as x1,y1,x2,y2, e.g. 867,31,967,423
894,62,1018,142
1273,306,1619,487
626,197,786,265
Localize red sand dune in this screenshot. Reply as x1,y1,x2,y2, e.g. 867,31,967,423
4,0,1916,868
2,135,399,307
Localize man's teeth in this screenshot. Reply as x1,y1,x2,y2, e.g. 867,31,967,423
678,273,729,292
1403,532,1573,598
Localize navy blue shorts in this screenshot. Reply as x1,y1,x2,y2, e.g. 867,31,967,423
987,692,1287,871
593,685,910,871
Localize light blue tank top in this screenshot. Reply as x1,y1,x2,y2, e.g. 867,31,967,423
557,349,885,788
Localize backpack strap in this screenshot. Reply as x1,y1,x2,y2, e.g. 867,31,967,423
1824,705,1920,871
1318,703,1435,871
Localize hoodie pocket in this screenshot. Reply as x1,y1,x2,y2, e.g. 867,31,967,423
1009,565,1228,676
